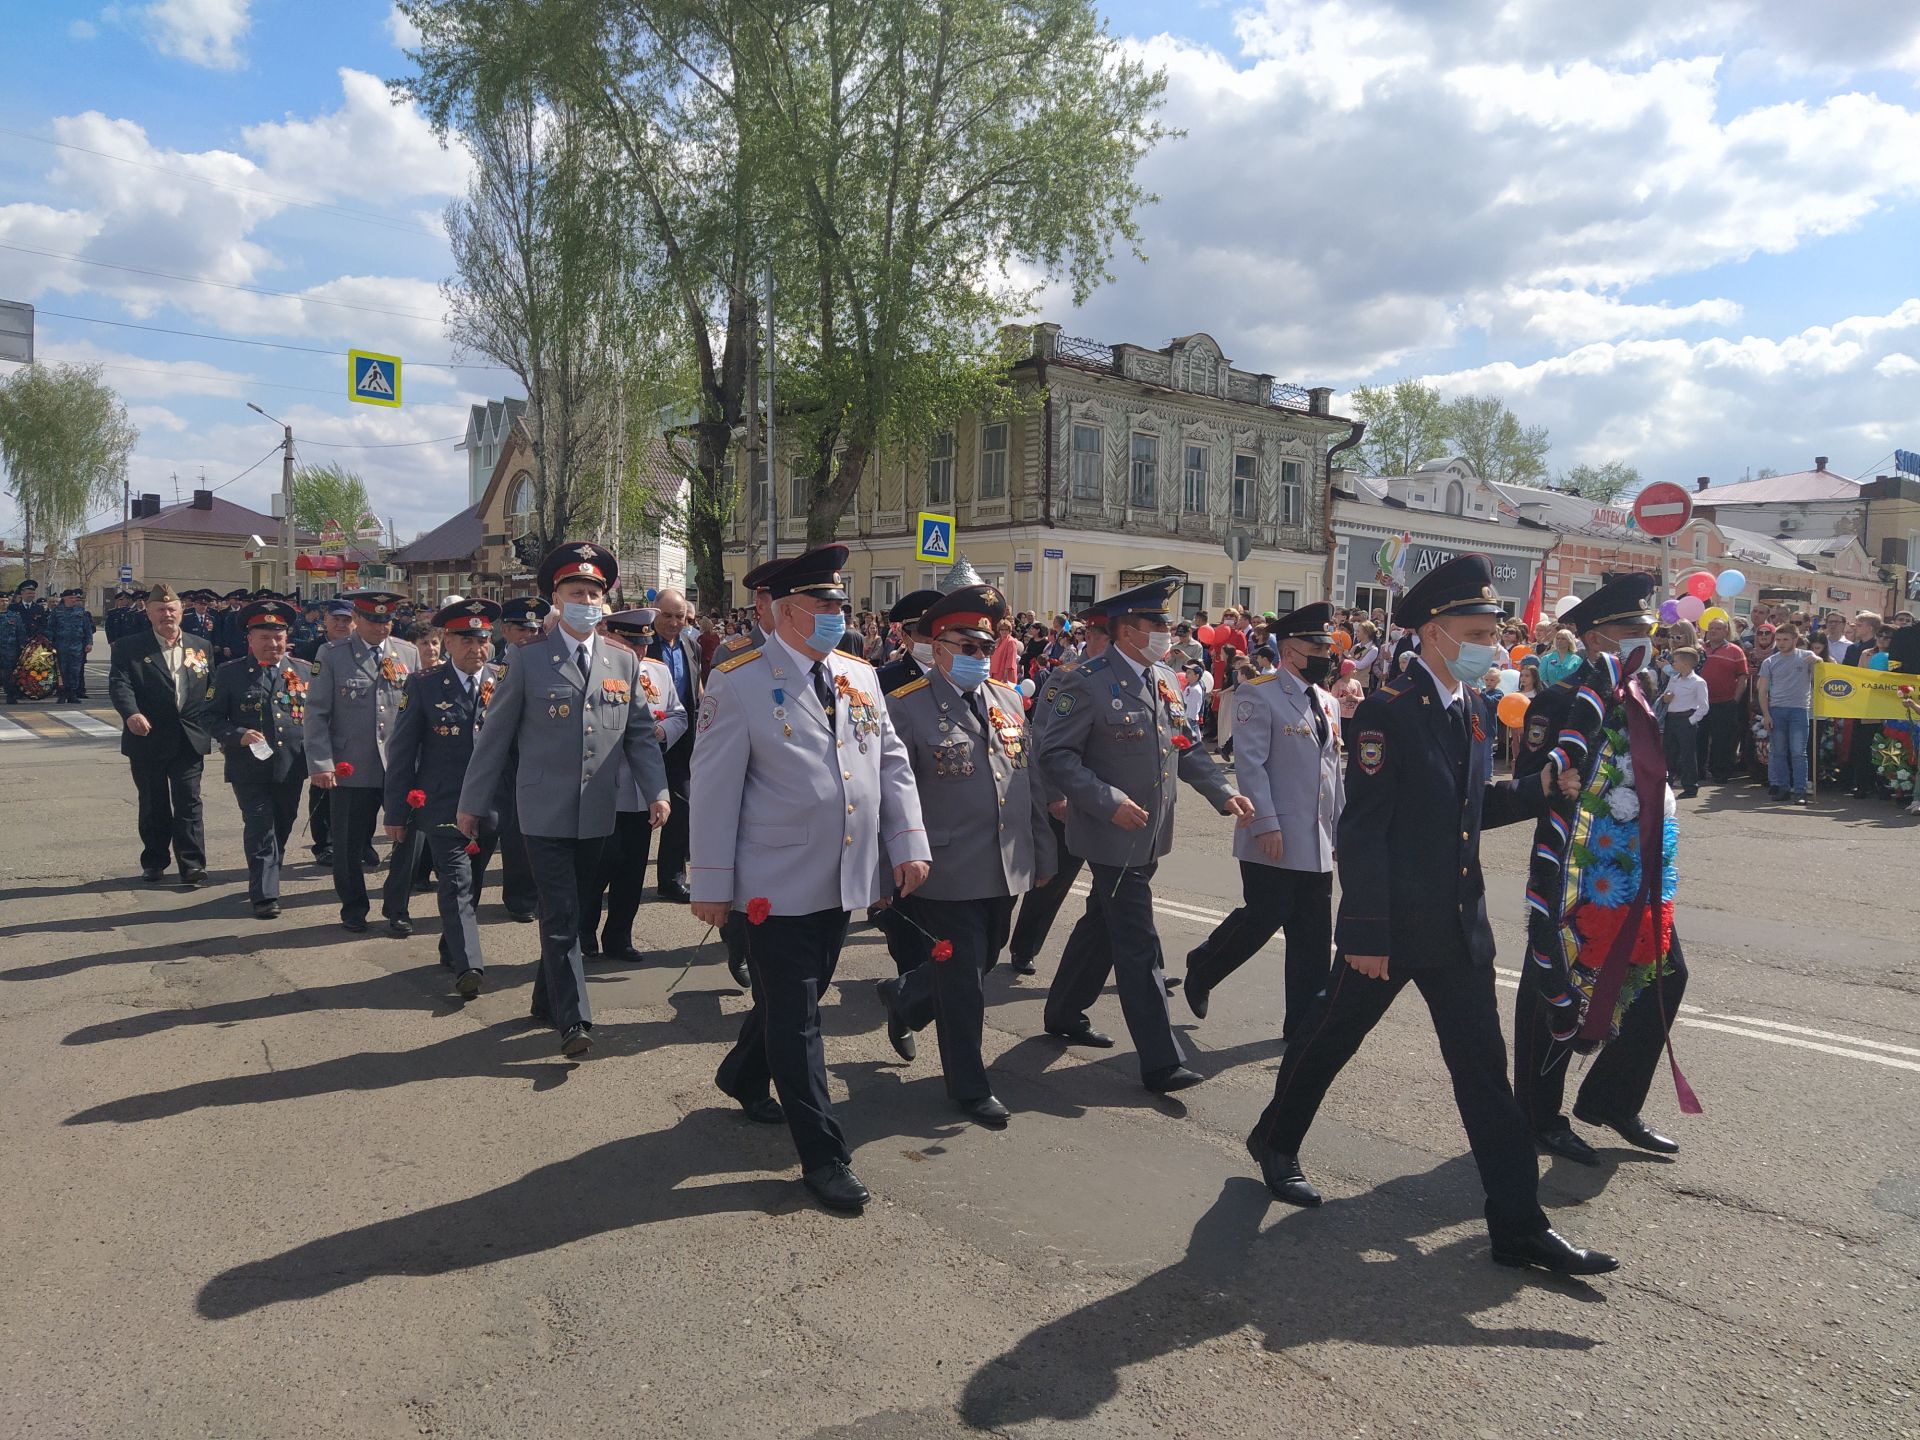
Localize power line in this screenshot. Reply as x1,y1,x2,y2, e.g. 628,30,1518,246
209,441,288,494
0,124,450,240
297,433,464,449
0,242,446,323
90,361,342,398
34,308,515,371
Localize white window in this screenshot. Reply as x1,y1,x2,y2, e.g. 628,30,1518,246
1282,460,1305,526
1130,433,1158,509
872,573,902,612
1275,588,1298,613
926,432,954,506
1071,424,1102,501
1069,572,1098,612
1693,532,1708,560
1232,453,1257,519
1234,584,1252,611
978,423,1007,501
1183,444,1208,513
1570,575,1600,597
508,472,536,523
789,462,809,521
1443,478,1463,517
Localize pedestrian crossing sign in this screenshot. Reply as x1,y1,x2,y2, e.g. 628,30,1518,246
348,349,402,408
916,511,954,564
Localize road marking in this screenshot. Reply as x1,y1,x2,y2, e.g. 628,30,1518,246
1070,881,1917,1075
50,708,120,738
0,714,34,741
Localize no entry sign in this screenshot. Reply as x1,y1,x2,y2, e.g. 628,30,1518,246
1633,482,1693,538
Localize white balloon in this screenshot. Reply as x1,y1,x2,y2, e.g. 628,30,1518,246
1497,667,1521,694
1019,678,1036,696
1553,595,1581,620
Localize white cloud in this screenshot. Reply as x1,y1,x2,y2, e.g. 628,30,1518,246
1472,288,1744,346
385,2,422,51
144,0,250,70
69,18,99,40
244,68,470,205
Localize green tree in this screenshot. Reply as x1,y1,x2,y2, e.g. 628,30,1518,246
0,363,138,579
1443,393,1550,486
1348,379,1451,475
289,462,374,540
1557,460,1642,503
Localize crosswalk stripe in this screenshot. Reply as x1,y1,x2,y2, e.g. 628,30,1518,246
0,714,35,741
5,710,69,737
50,708,121,737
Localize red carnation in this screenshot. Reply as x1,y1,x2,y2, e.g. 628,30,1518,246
334,761,354,778
1171,733,1194,751
653,708,666,720
931,939,954,962
406,788,427,809
464,840,480,856
746,896,772,925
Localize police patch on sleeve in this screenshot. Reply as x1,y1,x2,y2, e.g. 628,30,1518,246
1053,691,1075,716
1524,714,1548,751
697,693,720,733
1357,730,1386,775
1236,700,1254,722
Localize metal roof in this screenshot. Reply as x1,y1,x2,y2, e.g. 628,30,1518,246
391,501,485,565
1691,468,1860,506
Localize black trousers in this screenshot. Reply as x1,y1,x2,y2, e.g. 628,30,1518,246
1699,700,1742,780
231,774,303,903
306,780,331,854
1010,812,1083,961
328,787,411,924
129,748,205,873
716,907,852,1171
427,826,495,977
582,809,654,952
1185,863,1334,1039
1251,958,1548,1242
1514,935,1691,1131
1847,722,1883,795
1663,713,1700,791
895,894,1016,1100
497,790,537,918
1042,861,1183,1077
655,733,693,887
868,896,925,976
522,834,604,1029
58,647,86,700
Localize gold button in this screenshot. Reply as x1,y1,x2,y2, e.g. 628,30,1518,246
999,796,1006,806
999,823,1006,832
843,770,852,780
1461,831,1468,842
837,741,844,749
847,803,855,814
1460,866,1469,877
844,835,853,846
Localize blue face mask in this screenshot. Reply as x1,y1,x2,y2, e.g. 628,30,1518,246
946,654,991,691
806,609,847,652
1433,626,1501,687
561,601,605,632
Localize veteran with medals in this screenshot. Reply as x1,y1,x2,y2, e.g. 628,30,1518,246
207,600,310,917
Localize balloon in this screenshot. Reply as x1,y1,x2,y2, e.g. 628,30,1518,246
1497,691,1531,727
1715,568,1746,598
1195,625,1216,646
1553,595,1581,620
1018,678,1036,696
1700,606,1730,630
1497,667,1521,694
1658,599,1681,624
1675,595,1707,622
1507,643,1532,662
1684,571,1717,601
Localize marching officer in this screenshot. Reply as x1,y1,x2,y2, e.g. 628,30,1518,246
1243,554,1619,1276
490,595,550,922
49,589,95,701
305,599,355,864
213,588,249,662
1008,605,1109,975
207,599,311,918
107,582,215,884
306,589,420,933
691,544,930,1211
1182,602,1344,1035
581,606,688,961
1511,573,1688,1164
0,586,22,703
182,590,216,640
457,543,670,1056
873,589,941,694
289,602,323,660
877,584,1053,1126
712,556,785,988
644,589,700,903
102,590,134,646
384,598,506,998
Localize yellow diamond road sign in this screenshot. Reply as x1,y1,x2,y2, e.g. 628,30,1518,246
349,349,402,408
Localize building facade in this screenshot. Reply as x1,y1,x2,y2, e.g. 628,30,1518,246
77,491,321,608
724,323,1358,619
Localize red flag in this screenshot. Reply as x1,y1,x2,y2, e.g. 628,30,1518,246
1521,566,1544,633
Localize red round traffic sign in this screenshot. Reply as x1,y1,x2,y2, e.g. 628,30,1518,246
1632,482,1693,538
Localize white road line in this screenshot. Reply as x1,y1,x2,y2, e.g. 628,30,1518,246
49,709,119,738
1069,882,1918,1075
0,715,35,741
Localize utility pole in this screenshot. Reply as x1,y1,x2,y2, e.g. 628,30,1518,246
743,292,760,569
248,402,295,595
764,261,777,561
121,471,130,574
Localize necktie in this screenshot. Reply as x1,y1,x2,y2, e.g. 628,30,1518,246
575,644,590,682
966,689,990,733
1311,690,1329,746
812,661,836,730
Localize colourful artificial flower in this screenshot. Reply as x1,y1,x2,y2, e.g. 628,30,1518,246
1587,816,1633,861
1583,861,1630,908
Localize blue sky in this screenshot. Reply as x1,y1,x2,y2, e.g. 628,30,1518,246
4,0,1920,550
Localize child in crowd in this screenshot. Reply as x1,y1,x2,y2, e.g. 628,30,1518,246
1662,646,1708,798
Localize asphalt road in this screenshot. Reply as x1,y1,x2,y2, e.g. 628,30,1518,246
2,697,1916,1439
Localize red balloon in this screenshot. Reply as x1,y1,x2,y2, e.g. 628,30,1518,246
1195,625,1216,646
1684,571,1716,601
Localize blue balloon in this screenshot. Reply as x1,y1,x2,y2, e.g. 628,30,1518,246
1715,568,1746,598
646,588,658,601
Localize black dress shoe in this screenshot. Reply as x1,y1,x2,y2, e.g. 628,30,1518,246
1678,788,1698,798
958,1095,1010,1128
1573,1103,1680,1154
456,969,483,999
1044,1019,1115,1048
1184,977,1211,1020
387,917,413,938
657,880,692,904
876,978,916,1061
313,848,334,866
1491,1227,1620,1276
1534,1125,1599,1166
252,901,280,920
362,846,380,866
507,908,536,923
1144,1063,1204,1094
179,868,207,888
341,916,368,934
802,1161,870,1212
141,867,163,882
413,878,435,894
560,1023,593,1057
739,1096,785,1124
1768,786,1785,800
1008,954,1037,976
579,938,602,959
1246,1135,1322,1207
727,952,751,988
604,945,647,965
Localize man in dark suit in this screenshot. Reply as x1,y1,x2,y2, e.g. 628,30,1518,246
207,600,311,917
385,599,504,998
490,596,550,922
108,582,215,885
1244,554,1619,1277
646,587,701,902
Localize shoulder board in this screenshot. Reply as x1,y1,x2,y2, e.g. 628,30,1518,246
722,632,751,651
1084,656,1110,674
986,678,1022,697
1380,679,1416,701
715,647,762,674
838,653,875,670
1245,673,1276,686
888,676,931,699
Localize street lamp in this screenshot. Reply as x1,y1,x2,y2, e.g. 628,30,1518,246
247,402,295,596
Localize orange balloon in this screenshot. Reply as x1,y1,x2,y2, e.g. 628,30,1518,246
1507,643,1532,662
1497,691,1531,728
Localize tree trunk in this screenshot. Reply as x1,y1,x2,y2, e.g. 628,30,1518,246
806,437,869,547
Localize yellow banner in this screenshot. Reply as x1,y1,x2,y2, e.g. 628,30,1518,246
1812,661,1915,721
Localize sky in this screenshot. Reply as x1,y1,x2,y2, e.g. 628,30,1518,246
3,0,1920,551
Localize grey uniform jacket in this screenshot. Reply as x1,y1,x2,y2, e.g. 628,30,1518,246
613,654,689,813
383,662,503,829
1030,660,1083,805
305,635,421,786
1231,668,1344,872
458,628,670,840
690,636,929,915
884,670,1054,902
1037,652,1237,867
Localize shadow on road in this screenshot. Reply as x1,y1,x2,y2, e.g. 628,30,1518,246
5,912,357,983
956,1165,1604,1431
0,886,336,946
